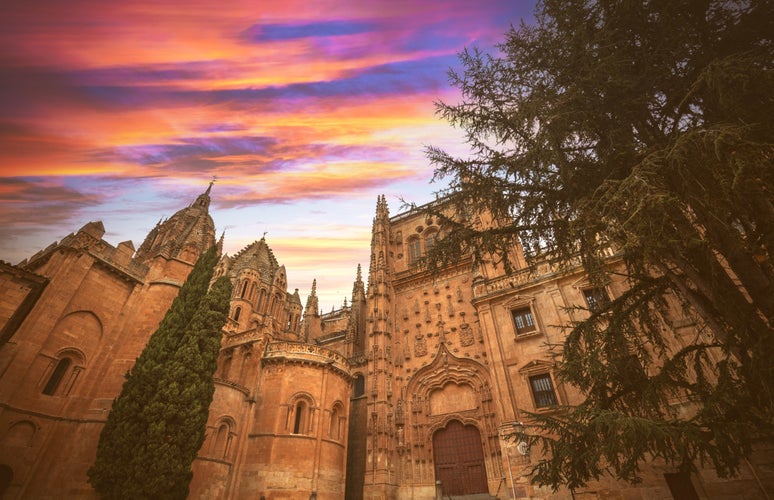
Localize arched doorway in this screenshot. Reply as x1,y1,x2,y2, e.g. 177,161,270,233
432,420,488,496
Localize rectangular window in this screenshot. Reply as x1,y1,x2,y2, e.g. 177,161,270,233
408,238,422,265
583,287,610,312
511,307,536,335
529,373,558,408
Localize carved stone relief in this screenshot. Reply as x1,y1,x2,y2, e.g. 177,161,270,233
459,323,474,347
414,334,427,357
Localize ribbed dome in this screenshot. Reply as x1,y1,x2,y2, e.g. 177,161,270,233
134,186,216,264
230,237,279,283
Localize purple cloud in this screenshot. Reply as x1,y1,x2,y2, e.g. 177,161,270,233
0,177,104,234
88,135,405,176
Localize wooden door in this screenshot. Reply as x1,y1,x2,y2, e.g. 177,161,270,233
432,420,488,496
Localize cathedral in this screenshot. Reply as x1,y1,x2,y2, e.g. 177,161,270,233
0,186,771,499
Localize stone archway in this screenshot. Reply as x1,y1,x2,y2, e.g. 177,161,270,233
432,420,488,496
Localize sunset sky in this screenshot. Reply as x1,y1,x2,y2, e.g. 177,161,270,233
0,0,534,311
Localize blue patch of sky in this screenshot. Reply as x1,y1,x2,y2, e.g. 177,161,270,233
241,20,377,42
188,53,458,104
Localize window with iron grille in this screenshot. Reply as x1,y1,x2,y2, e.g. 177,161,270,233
529,373,558,408
583,287,610,312
511,306,536,335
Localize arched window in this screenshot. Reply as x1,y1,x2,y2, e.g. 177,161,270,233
274,294,283,317
42,357,71,395
267,296,275,316
353,375,365,398
424,230,438,254
250,282,258,302
240,280,249,299
220,351,233,380
329,404,344,440
233,306,241,322
293,401,307,434
214,423,231,458
238,352,252,382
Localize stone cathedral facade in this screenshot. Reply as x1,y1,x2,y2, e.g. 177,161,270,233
0,186,771,499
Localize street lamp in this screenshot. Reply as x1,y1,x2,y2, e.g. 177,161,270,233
512,421,529,456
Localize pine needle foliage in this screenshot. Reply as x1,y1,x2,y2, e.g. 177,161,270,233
426,0,773,491
88,247,232,499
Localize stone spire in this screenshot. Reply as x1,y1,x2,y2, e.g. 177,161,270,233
368,195,391,286
364,195,397,486
353,263,365,299
216,230,225,257
301,279,320,342
348,263,367,354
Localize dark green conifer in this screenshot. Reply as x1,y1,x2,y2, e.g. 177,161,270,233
88,247,232,499
426,0,773,491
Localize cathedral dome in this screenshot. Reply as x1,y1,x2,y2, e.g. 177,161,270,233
229,237,279,284
134,184,216,264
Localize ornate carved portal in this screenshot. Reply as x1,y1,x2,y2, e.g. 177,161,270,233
433,420,488,496
395,345,503,494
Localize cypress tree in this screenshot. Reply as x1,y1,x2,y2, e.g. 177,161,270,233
88,247,232,499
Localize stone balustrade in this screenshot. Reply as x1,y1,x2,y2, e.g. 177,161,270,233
473,246,619,299
221,328,263,349
264,341,351,373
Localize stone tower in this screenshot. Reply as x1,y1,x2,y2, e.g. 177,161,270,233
189,236,352,500
359,196,505,499
362,195,399,498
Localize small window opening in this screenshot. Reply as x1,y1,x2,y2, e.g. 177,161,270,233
293,401,306,434
42,358,71,395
